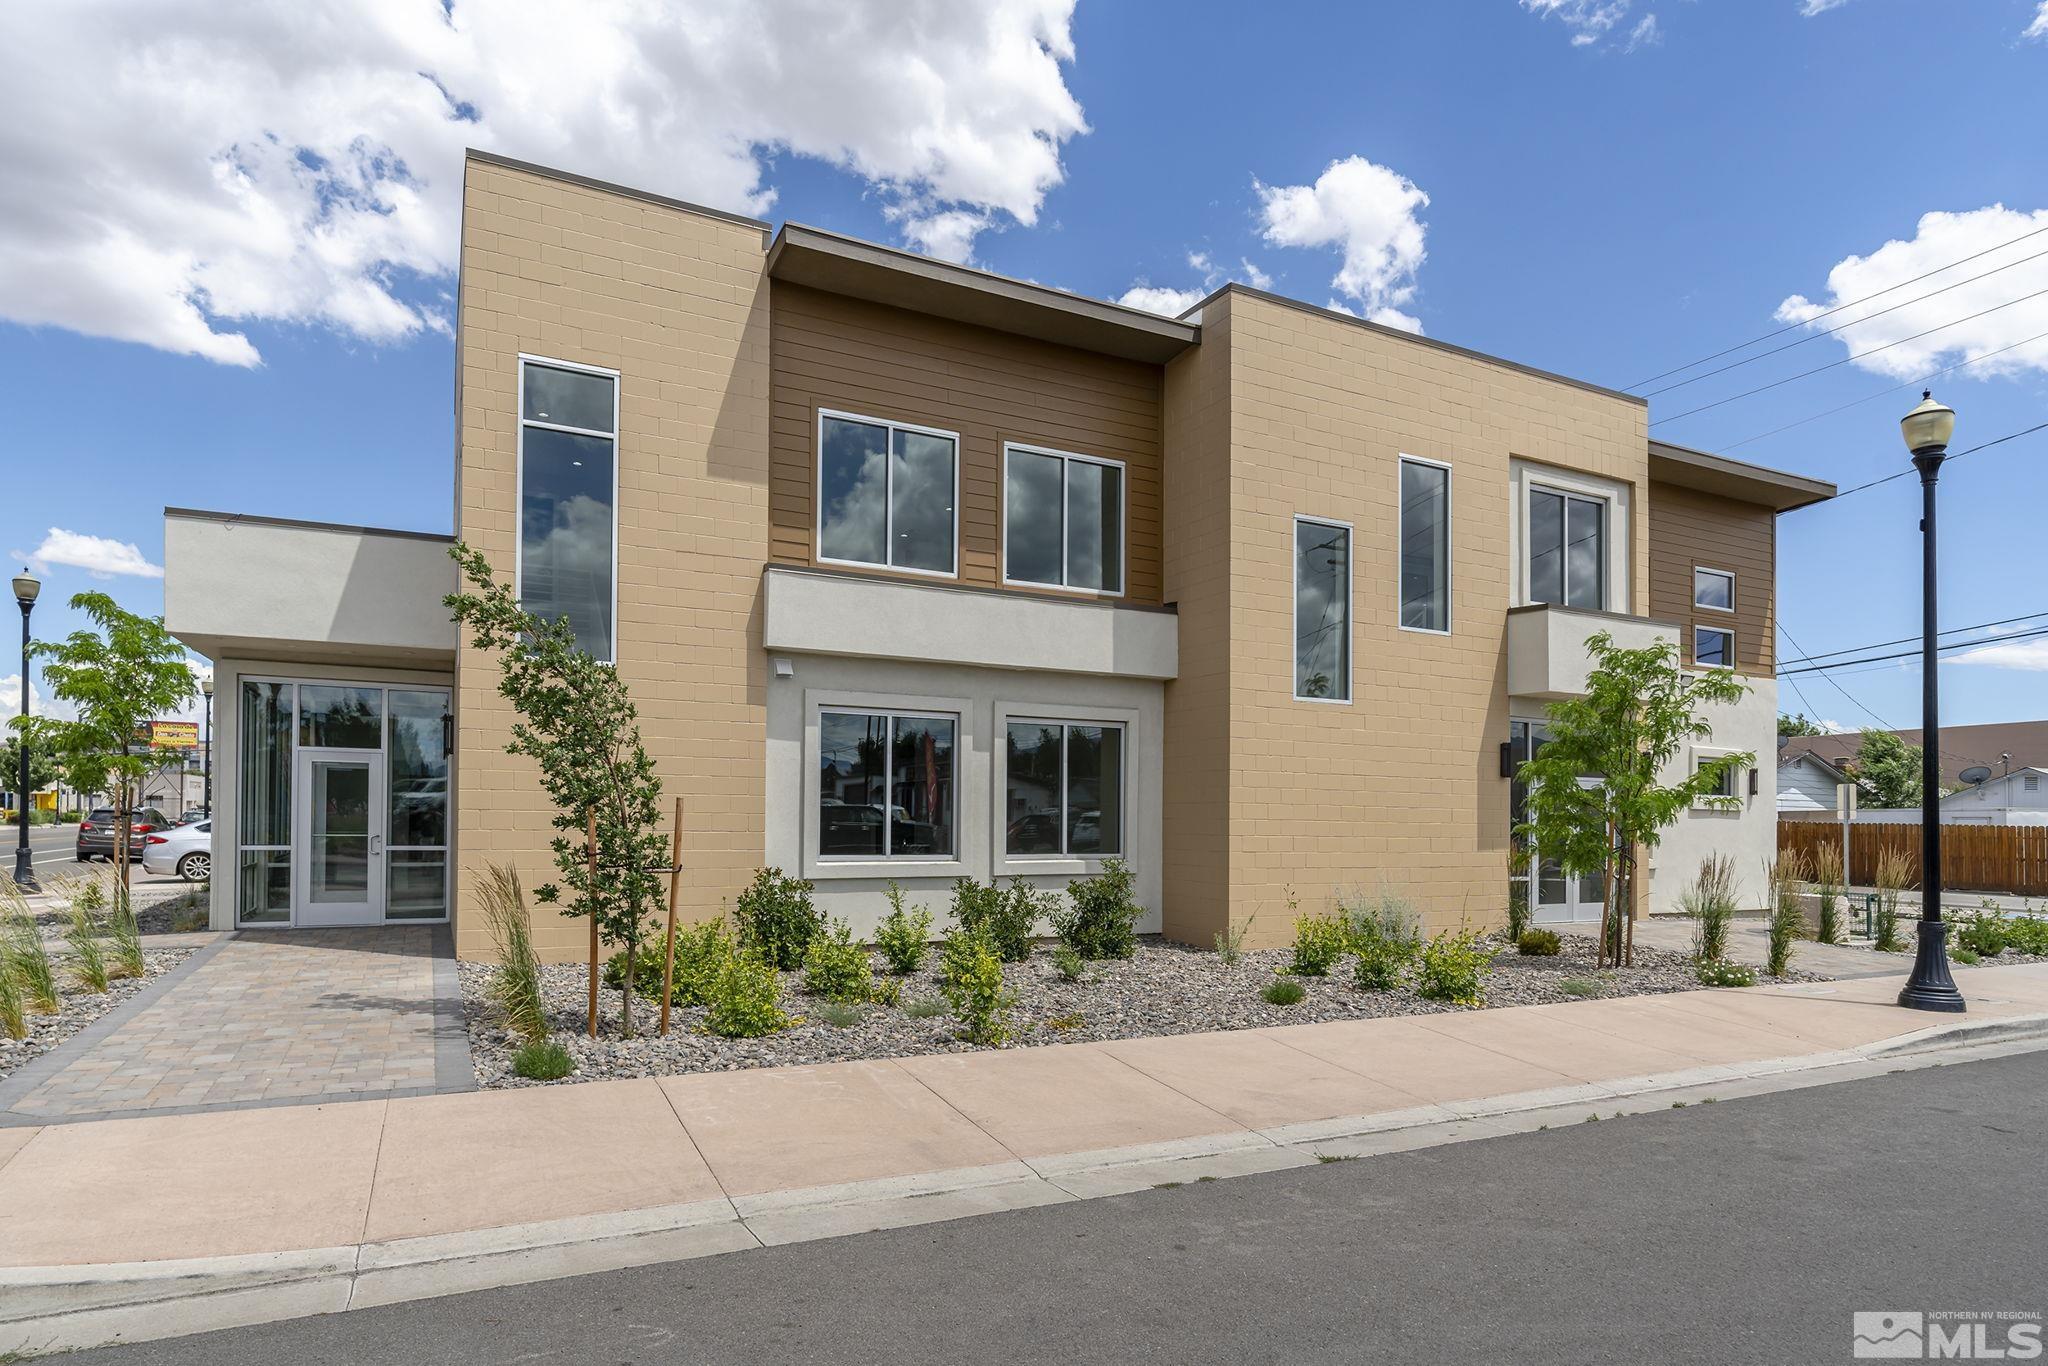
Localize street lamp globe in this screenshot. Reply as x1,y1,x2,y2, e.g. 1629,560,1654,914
201,675,213,699
11,568,37,609
1900,390,1956,455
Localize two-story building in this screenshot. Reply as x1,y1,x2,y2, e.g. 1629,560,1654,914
162,150,1833,958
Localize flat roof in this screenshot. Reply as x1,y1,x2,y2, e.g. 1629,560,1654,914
1647,440,1837,513
165,506,454,543
766,224,1200,365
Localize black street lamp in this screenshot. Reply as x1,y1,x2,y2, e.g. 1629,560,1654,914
11,567,39,893
200,675,213,814
1898,391,1965,1013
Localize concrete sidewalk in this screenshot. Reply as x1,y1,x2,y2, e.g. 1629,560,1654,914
6,962,2048,1355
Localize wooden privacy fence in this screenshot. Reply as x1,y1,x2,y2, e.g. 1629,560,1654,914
1777,822,2048,897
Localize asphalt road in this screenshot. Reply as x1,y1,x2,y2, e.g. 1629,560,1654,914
70,1050,2048,1365
8,822,181,880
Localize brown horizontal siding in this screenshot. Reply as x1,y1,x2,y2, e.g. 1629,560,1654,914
1647,479,1775,676
769,282,1166,603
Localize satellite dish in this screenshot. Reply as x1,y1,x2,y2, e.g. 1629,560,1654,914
1959,765,1992,786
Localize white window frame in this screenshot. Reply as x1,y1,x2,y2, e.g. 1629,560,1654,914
1397,454,1453,636
1525,481,1610,613
516,354,621,664
993,702,1137,875
1000,443,1128,597
1694,624,1735,670
1691,745,1746,810
815,408,961,580
1508,461,1631,614
1293,514,1354,705
804,690,969,880
1693,566,1736,614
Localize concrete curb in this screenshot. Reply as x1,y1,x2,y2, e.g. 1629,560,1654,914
7,1009,2047,1357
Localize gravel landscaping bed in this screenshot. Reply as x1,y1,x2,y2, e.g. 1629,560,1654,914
0,946,194,1082
459,931,1826,1089
26,881,207,936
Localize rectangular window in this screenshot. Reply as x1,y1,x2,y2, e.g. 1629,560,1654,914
1003,445,1124,594
817,709,956,858
1698,754,1739,800
1694,567,1734,612
1528,487,1606,610
237,680,293,924
520,358,617,660
386,690,450,920
1695,625,1734,669
1295,517,1351,701
1399,457,1450,632
1005,721,1125,857
818,411,957,576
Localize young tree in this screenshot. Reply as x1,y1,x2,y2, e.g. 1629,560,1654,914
444,543,669,1037
1850,730,1924,807
14,594,196,911
1516,632,1753,967
1777,713,1827,737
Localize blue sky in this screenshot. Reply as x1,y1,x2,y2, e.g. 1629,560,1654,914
3,0,2045,735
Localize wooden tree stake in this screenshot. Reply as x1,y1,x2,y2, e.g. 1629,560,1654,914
658,797,684,1036
585,807,599,1039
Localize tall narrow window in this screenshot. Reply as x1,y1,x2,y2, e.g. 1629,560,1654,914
1400,457,1450,632
818,412,957,576
1003,446,1124,594
1528,487,1605,610
1295,517,1351,701
520,358,617,660
237,680,293,924
1005,721,1125,857
817,709,956,858
387,690,450,920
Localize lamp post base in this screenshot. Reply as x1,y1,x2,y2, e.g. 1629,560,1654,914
10,844,37,895
1897,918,1965,1013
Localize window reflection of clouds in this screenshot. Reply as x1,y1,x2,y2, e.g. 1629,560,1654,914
1400,460,1448,631
1295,519,1349,698
820,417,889,565
522,364,614,433
891,429,955,573
521,422,615,661
1066,461,1120,593
1005,450,1063,584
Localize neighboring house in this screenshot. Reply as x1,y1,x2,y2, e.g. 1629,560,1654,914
1779,721,2048,793
1778,749,1855,815
161,151,1835,957
1939,766,2048,826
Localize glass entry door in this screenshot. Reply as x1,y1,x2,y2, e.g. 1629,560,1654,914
294,749,385,926
1509,720,1608,925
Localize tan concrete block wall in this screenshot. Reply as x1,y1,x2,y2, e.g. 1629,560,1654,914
454,157,773,962
1218,291,1651,946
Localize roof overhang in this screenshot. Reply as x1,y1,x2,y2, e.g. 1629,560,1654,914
766,224,1199,366
1649,440,1837,513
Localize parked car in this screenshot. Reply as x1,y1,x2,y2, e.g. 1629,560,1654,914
174,807,211,827
142,821,213,881
74,807,171,862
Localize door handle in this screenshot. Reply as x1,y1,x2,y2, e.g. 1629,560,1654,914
371,834,384,856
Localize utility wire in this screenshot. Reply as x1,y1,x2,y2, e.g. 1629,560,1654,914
1777,622,1897,731
1639,246,2048,399
1626,220,2048,391
1777,610,2048,668
1650,287,2048,427
1778,625,2048,677
1823,420,2048,500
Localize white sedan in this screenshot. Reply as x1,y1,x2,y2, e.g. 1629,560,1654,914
141,820,213,881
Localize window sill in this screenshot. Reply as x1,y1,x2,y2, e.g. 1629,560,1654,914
804,855,969,883
993,853,1124,879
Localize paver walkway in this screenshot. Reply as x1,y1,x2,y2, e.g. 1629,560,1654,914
0,929,472,1125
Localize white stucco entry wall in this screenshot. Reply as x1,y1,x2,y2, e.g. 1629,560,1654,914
1647,676,1780,914
764,653,1165,937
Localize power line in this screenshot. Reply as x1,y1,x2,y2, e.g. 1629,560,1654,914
1639,246,2048,399
1777,622,1896,731
1823,420,2048,500
1626,219,2048,391
1778,625,2048,677
1721,329,2048,453
1777,610,2048,668
1650,287,2048,427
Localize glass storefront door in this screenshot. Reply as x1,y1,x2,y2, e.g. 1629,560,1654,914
1509,719,1608,925
294,749,385,927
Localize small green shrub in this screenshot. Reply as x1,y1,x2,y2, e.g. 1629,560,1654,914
702,947,791,1038
1052,945,1086,982
951,877,1042,963
874,884,935,975
1952,947,1981,965
511,1039,576,1081
869,976,902,1009
903,995,947,1020
1557,977,1602,999
1288,912,1348,977
1955,907,2010,958
602,936,670,1000
66,910,109,993
1047,1011,1085,1031
818,1001,865,1028
2000,910,2048,957
669,918,739,1008
1055,858,1141,960
1517,928,1561,957
1262,977,1307,1006
1343,885,1422,989
802,918,875,1002
1415,927,1495,1007
1351,936,1407,991
940,927,1016,1045
1682,853,1739,964
734,868,823,971
1214,912,1255,966
72,878,106,915
1696,959,1756,988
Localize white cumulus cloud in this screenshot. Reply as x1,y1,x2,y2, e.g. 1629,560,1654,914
1257,155,1430,333
2,674,44,719
1800,0,1855,14
15,529,165,580
1114,250,1272,317
0,0,1088,364
1521,0,1632,46
1773,206,2048,382
1115,284,1205,317
1951,639,2048,672
2027,1,2048,39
